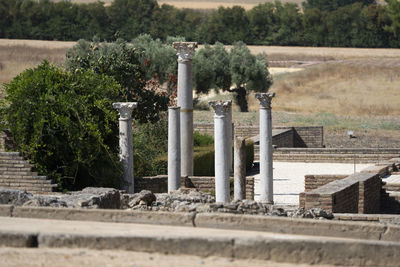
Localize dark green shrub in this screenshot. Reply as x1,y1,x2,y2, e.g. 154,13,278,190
132,117,168,177
153,140,254,177
0,61,122,190
193,131,214,146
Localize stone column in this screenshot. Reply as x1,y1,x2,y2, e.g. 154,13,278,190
173,42,197,177
227,107,233,174
209,100,232,203
255,93,275,203
234,137,246,200
168,106,181,193
113,102,137,194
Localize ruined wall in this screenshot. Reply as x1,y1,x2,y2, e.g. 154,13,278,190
300,172,381,214
304,175,348,191
136,175,254,200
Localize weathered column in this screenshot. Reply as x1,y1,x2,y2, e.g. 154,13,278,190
209,100,232,203
227,107,233,174
255,93,275,203
113,102,137,194
234,136,246,200
173,42,197,177
168,106,181,193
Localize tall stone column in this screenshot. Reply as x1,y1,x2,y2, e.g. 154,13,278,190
255,93,275,203
173,42,197,177
209,100,232,203
168,106,181,193
113,102,137,194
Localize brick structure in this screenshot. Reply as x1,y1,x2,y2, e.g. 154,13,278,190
135,175,255,200
304,175,348,191
194,124,324,148
300,172,381,214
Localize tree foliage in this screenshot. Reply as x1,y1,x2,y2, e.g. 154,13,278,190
193,41,272,112
65,39,168,123
0,61,122,190
1,0,399,48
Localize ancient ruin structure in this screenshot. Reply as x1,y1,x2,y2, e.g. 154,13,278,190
234,137,246,200
168,106,181,193
113,102,137,193
173,41,197,177
209,100,232,202
255,93,275,203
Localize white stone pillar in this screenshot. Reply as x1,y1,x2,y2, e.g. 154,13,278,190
234,136,246,201
255,93,275,204
173,42,197,177
113,102,137,194
209,100,232,203
168,106,181,193
227,107,233,174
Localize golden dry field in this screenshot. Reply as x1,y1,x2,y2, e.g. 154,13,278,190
1,39,400,118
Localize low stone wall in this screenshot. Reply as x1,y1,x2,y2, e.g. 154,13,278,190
293,126,323,148
304,175,348,191
300,172,381,214
194,123,324,148
136,175,254,200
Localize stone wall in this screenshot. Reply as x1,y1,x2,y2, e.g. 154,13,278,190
136,175,254,200
293,126,324,148
300,172,381,214
194,123,324,148
304,175,348,191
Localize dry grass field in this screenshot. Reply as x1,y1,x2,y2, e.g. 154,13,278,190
1,38,399,146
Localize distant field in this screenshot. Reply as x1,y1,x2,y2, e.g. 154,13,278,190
1,39,400,119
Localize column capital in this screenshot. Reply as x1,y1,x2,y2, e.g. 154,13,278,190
113,102,138,120
209,100,232,117
173,42,198,62
255,92,275,109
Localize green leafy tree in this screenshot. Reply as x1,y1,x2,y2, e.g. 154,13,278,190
65,39,168,123
1,61,122,190
385,0,400,37
193,42,272,112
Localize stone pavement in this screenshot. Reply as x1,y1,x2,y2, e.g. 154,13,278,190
0,247,328,267
0,216,400,266
253,161,373,204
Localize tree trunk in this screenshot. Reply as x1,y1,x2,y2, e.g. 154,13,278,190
235,86,248,112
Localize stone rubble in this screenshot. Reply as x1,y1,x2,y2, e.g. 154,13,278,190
0,187,334,220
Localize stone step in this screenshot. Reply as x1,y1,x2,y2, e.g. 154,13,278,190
383,184,400,192
0,216,399,266
0,159,32,165
0,163,34,168
0,182,56,188
0,175,45,180
0,167,32,173
0,178,52,184
1,171,38,176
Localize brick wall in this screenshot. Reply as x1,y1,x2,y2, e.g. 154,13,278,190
300,172,382,214
293,126,324,148
304,175,348,191
194,123,324,148
272,128,294,147
136,175,255,200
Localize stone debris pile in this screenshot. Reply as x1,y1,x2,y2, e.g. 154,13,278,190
0,187,335,220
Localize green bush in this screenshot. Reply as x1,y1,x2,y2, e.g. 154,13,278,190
0,61,122,190
193,131,213,147
132,117,168,177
